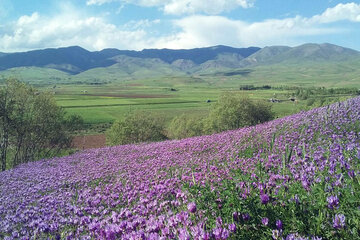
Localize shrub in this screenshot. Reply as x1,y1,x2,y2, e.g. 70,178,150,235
306,98,316,106
167,114,204,139
204,93,274,133
64,114,84,132
106,111,167,145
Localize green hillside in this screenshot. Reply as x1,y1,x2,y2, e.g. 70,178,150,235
0,67,70,84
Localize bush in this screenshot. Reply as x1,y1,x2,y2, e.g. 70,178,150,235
204,93,274,133
167,114,204,139
64,114,84,132
306,98,316,106
0,78,76,170
106,111,167,145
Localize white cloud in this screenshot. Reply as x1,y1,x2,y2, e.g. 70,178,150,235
310,2,360,23
87,0,255,15
123,19,161,30
152,14,341,49
0,9,152,52
86,0,115,6
162,0,254,15
153,3,360,49
0,2,359,52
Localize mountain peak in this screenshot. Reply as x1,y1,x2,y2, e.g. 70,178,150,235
0,43,359,76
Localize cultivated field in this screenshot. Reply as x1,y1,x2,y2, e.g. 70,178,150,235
52,81,355,130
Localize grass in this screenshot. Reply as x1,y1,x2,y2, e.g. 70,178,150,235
52,81,356,131
64,102,210,124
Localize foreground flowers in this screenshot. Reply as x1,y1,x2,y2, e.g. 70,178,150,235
1,97,360,239
333,214,346,230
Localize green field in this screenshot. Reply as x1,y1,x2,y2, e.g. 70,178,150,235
52,79,355,132
4,62,359,132
55,84,221,124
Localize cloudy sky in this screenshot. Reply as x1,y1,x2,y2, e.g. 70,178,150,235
0,0,359,52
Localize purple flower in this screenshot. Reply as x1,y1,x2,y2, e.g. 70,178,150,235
216,217,223,227
213,228,223,240
276,219,283,230
333,214,346,229
272,229,281,240
187,202,197,213
104,225,116,240
232,212,239,222
178,228,191,240
242,213,250,221
293,194,300,204
261,217,269,226
228,223,236,233
148,232,160,240
221,228,230,239
213,227,230,240
327,195,339,209
260,193,270,204
286,233,310,240
348,170,355,179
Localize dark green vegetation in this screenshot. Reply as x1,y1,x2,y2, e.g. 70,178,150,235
0,79,83,171
204,93,273,134
167,114,205,139
106,111,167,145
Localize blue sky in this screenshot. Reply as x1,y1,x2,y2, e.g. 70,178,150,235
0,0,359,52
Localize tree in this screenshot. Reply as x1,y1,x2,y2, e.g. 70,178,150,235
106,111,167,145
167,114,204,139
0,78,76,170
204,93,274,134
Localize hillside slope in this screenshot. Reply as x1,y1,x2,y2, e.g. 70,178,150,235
243,43,360,66
0,46,119,74
0,45,260,73
1,43,360,86
1,97,360,239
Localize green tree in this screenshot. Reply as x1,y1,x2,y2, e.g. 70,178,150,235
106,111,167,145
0,78,77,170
63,114,84,132
167,114,204,139
204,93,274,134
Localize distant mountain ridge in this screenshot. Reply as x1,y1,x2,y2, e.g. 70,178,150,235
0,46,117,74
0,43,359,77
0,45,260,74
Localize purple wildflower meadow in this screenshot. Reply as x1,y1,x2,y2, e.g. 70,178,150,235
0,97,360,239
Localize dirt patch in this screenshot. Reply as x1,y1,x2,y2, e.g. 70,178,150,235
71,134,106,150
83,93,171,98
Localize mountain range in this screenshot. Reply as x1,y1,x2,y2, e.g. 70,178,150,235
1,43,360,85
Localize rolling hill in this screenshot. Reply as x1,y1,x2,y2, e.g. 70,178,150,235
0,45,260,73
1,43,360,86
